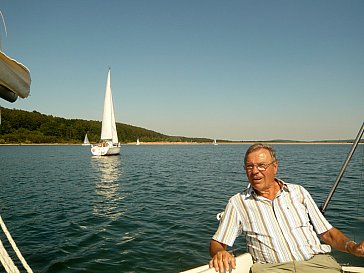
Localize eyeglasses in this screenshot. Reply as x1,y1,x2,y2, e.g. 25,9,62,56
245,161,276,172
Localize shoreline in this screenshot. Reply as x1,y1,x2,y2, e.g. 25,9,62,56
127,141,357,145
0,141,358,146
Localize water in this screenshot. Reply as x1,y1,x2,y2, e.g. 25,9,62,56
0,144,363,272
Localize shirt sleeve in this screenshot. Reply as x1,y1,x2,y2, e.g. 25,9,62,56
212,198,241,247
302,186,333,235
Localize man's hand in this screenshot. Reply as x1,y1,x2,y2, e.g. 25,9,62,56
347,241,364,257
209,250,236,273
320,228,364,257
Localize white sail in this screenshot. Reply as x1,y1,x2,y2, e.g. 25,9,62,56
82,134,90,146
100,69,118,144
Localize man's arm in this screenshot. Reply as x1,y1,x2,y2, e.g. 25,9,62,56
320,227,364,257
209,239,236,273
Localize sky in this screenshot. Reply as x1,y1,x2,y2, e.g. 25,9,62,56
1,0,363,141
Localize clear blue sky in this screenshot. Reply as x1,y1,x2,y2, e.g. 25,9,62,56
1,0,363,141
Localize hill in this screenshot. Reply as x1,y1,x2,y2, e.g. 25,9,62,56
1,107,361,145
0,107,211,144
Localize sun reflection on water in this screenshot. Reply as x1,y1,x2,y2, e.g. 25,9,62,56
91,156,124,220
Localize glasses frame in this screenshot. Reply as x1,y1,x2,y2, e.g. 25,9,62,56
244,160,276,172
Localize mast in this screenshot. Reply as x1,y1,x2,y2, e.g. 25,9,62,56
320,122,364,214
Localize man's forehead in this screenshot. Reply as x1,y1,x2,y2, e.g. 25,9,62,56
246,149,272,160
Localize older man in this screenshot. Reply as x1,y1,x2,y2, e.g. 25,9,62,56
209,143,364,273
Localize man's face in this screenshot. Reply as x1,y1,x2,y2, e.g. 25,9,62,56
245,148,278,194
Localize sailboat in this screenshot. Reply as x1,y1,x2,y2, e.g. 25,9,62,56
136,138,140,145
82,133,90,146
91,68,121,156
213,139,218,146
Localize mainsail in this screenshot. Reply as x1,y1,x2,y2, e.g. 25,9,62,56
83,134,90,146
100,69,118,144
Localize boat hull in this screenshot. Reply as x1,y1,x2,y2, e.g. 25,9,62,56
91,143,121,156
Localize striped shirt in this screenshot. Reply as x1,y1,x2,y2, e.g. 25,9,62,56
212,179,332,264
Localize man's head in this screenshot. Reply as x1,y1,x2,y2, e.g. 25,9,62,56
244,143,278,194
244,143,277,165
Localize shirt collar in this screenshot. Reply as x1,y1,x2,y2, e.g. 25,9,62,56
244,178,289,198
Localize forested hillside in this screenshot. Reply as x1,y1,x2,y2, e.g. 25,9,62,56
0,107,210,144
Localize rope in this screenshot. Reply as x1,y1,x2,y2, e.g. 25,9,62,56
0,215,33,273
0,239,20,273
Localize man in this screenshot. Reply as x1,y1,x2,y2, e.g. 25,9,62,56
209,143,364,273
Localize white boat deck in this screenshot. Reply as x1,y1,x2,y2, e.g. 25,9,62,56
180,253,364,273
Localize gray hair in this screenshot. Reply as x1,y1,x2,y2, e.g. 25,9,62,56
244,143,277,164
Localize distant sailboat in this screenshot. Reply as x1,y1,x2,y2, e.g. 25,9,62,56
213,139,218,146
136,138,140,145
82,133,90,146
91,68,121,156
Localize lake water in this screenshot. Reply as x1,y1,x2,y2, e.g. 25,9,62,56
0,144,363,272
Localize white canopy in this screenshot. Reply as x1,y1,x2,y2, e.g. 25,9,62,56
0,50,31,102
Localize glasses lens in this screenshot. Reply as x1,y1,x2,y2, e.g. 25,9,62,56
245,161,274,171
